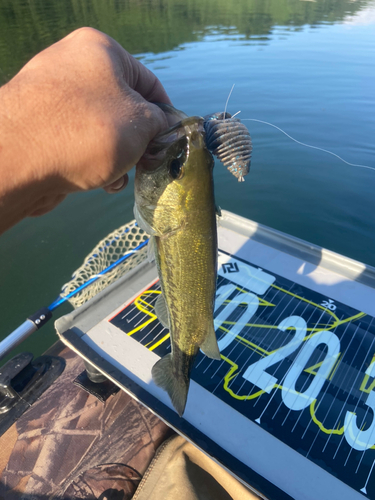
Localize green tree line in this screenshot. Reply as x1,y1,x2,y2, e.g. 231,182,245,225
0,0,370,84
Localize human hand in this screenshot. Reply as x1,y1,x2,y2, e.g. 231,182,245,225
0,28,172,230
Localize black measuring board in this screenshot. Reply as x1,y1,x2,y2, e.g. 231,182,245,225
110,250,375,498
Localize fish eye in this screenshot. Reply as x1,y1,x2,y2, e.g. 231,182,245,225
169,158,184,180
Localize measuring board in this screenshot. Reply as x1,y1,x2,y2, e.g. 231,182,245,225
57,212,375,500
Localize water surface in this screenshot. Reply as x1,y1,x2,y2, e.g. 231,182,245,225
0,0,374,360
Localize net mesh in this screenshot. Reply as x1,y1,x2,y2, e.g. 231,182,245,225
60,220,149,309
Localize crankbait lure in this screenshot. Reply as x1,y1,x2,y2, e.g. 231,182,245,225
203,112,252,182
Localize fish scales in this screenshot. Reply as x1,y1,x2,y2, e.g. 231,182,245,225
156,211,217,350
134,114,221,416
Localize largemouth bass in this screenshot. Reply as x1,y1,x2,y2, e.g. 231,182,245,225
134,114,221,416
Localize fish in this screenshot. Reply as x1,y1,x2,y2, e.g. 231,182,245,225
134,111,221,417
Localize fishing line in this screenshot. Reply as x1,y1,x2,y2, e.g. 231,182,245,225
240,117,374,172
222,85,373,172
224,84,236,118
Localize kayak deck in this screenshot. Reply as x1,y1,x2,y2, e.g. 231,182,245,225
56,210,375,500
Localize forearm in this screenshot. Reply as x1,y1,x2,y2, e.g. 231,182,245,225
0,74,68,234
1,82,44,233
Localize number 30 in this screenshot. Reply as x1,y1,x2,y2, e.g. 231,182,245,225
344,360,375,451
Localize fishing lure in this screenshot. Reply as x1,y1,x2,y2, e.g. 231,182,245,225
153,102,253,181
204,112,252,182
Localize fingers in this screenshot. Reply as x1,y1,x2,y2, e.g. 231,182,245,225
61,28,173,182
128,54,172,105
64,28,172,106
13,28,175,199
103,174,129,194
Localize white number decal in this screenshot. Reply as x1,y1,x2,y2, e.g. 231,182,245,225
282,330,340,411
214,284,236,313
243,316,307,393
215,284,342,417
214,284,259,352
344,360,375,450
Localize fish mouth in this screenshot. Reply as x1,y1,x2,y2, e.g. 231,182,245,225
138,113,206,172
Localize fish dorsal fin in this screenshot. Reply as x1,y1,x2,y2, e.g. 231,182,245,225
133,203,157,235
147,236,156,263
152,353,189,417
200,323,221,360
155,293,170,329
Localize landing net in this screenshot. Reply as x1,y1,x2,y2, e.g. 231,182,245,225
60,220,148,309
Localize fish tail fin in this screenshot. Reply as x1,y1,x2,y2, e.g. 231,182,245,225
152,354,189,417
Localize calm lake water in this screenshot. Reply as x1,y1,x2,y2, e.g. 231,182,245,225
0,0,374,362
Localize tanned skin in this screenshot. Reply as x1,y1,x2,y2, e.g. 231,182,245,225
0,28,174,235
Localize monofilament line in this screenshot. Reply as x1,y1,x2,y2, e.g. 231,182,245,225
242,118,375,172
224,84,236,118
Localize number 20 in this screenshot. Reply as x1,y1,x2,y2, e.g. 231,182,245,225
243,316,340,411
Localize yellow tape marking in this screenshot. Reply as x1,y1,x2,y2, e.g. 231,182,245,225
126,281,371,440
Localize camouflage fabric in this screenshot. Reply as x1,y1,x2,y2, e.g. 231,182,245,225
0,345,173,500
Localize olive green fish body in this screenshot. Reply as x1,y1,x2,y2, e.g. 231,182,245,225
155,203,217,365
134,116,221,416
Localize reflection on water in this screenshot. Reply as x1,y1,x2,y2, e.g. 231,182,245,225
0,0,374,358
344,2,375,25
0,0,372,83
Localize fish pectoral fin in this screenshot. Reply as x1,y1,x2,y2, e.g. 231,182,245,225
200,324,221,360
152,353,189,417
155,294,170,329
134,203,157,236
147,236,156,263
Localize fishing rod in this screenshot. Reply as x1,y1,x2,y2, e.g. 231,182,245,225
0,224,149,362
